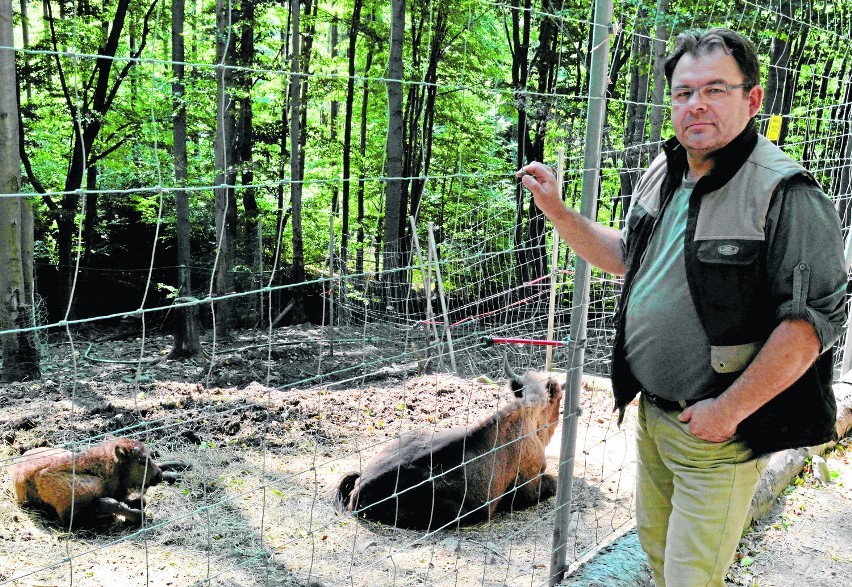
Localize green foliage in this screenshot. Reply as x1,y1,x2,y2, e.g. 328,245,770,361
10,0,852,319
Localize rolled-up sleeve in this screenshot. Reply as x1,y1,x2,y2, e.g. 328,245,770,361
766,175,848,352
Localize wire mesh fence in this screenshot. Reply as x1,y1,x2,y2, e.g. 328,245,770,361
1,0,851,586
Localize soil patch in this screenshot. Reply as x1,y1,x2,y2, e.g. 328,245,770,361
0,325,636,586
726,438,852,587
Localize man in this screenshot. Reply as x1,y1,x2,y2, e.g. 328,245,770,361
518,28,847,587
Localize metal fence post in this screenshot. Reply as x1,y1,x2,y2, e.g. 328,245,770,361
546,148,566,372
548,0,614,583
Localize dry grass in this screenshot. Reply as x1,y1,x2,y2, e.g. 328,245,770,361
1,361,636,586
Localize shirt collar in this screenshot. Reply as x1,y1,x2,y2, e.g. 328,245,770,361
663,119,759,191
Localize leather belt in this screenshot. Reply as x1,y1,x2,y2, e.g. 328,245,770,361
642,390,700,411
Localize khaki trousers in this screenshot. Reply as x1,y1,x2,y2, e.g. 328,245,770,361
636,395,767,587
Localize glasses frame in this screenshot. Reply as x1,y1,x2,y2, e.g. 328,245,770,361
669,82,751,105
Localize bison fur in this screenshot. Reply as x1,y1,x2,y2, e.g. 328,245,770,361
12,437,180,527
333,370,564,530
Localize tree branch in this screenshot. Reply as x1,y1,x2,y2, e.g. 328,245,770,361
46,1,83,146
104,0,160,114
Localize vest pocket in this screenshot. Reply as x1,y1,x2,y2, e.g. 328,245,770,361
710,342,763,373
695,239,762,265
693,239,766,342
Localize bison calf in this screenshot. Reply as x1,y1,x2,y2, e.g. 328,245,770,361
333,370,564,530
13,437,171,527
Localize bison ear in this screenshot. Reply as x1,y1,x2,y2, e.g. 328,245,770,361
547,379,562,399
510,378,525,397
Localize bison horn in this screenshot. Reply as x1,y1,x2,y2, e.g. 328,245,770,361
503,352,521,381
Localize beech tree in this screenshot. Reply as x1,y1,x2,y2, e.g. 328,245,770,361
239,0,262,325
289,0,307,322
0,0,847,332
0,0,39,381
382,0,405,293
213,0,239,337
342,0,365,274
19,0,158,313
169,0,203,358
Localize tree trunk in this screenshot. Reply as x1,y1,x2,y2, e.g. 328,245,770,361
648,0,670,149
328,15,342,315
297,0,316,183
214,0,238,336
399,1,427,256
330,21,340,220
763,0,796,145
274,4,292,297
238,0,261,326
382,0,405,304
343,0,364,276
19,0,31,101
82,164,98,266
510,0,531,283
356,48,373,276
289,0,307,323
55,201,77,317
522,0,563,282
169,0,202,359
0,0,39,381
407,1,448,234
619,7,650,222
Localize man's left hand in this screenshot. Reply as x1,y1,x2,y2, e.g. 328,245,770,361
678,398,739,443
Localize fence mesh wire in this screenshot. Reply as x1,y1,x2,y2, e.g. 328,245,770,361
1,0,851,586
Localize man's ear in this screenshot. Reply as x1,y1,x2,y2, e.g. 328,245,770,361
748,85,764,118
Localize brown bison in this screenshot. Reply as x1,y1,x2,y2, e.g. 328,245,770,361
12,437,184,527
333,370,564,530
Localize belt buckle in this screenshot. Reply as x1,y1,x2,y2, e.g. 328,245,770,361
644,390,686,411
647,392,660,408
643,390,662,408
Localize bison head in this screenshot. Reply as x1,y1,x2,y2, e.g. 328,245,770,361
116,441,163,490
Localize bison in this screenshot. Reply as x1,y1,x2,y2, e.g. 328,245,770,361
12,437,185,527
333,369,564,530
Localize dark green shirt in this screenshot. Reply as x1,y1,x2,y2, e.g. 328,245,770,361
623,177,715,401
620,174,847,402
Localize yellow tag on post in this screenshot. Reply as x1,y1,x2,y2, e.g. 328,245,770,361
766,115,783,142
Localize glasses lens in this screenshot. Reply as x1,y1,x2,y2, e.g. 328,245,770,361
701,84,729,101
670,83,743,104
671,90,692,104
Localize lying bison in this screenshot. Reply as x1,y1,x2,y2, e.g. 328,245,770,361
333,369,564,530
13,437,186,527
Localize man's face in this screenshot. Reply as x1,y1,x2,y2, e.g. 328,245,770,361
670,49,764,162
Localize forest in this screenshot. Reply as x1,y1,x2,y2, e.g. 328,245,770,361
0,0,850,382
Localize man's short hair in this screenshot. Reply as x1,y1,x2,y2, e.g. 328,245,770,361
664,28,761,90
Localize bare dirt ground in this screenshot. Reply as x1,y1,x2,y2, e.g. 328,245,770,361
6,324,846,587
0,325,636,587
725,437,852,587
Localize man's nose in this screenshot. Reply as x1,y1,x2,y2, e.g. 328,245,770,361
684,90,709,107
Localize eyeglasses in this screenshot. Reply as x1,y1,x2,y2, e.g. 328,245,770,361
670,82,750,105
